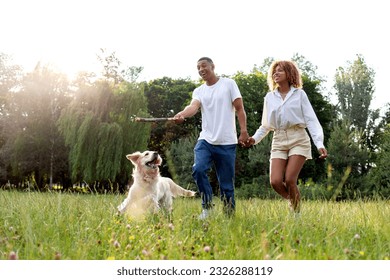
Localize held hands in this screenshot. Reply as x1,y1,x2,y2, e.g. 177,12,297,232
246,137,255,147
238,132,249,147
238,132,254,148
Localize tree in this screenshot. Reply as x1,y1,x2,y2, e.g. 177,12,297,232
0,53,22,182
334,54,375,130
0,53,22,97
4,64,70,189
58,78,150,188
327,119,370,199
292,53,325,83
143,77,199,176
368,123,390,198
332,55,377,183
97,48,143,84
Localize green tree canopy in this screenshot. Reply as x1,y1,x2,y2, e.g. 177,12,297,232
58,78,150,185
143,77,199,164
4,64,70,188
334,54,375,130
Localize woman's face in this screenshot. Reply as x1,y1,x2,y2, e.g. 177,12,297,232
273,65,287,84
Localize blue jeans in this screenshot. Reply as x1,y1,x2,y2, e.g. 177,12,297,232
192,140,236,210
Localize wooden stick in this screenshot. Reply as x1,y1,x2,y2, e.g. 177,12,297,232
133,117,176,122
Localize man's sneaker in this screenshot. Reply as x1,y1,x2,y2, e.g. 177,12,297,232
199,209,211,220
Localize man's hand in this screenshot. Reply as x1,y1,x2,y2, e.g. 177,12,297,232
238,131,250,147
173,113,185,124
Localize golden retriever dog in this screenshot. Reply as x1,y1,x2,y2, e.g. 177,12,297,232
117,151,196,218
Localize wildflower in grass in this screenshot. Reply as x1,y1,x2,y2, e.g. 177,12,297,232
359,251,365,256
354,234,361,240
291,249,298,254
113,240,120,248
126,224,131,230
142,249,150,257
168,223,175,231
203,246,211,253
106,256,115,260
9,251,18,260
129,235,135,241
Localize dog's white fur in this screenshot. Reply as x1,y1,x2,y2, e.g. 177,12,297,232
117,151,196,218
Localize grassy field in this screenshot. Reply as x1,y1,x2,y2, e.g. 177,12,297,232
0,190,389,260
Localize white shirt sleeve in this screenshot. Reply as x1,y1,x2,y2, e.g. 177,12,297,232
252,97,272,144
301,90,325,149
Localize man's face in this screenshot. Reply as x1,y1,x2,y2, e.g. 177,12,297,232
197,60,214,81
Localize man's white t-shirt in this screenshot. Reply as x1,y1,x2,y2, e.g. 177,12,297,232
193,77,242,145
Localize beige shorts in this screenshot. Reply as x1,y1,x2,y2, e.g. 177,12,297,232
271,127,312,160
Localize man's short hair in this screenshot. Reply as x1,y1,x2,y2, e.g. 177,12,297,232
197,57,213,64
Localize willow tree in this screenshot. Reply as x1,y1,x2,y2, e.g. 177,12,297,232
58,77,150,186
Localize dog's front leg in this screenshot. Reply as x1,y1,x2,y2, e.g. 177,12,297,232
117,194,131,214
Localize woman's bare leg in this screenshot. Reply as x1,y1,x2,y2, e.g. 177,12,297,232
270,158,289,199
284,155,306,212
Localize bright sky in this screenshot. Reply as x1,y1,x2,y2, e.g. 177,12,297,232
2,0,389,111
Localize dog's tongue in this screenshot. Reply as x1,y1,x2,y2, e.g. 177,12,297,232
147,158,160,168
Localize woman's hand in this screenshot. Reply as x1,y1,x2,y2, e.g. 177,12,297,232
244,137,255,148
318,147,328,159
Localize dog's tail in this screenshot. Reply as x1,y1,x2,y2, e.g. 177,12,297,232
166,178,196,198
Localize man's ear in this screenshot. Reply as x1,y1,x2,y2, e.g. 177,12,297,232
126,152,142,165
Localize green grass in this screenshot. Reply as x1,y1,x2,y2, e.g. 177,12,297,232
0,190,389,260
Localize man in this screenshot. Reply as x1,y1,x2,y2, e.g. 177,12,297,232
174,57,249,219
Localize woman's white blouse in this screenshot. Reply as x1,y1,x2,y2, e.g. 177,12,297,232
252,86,325,149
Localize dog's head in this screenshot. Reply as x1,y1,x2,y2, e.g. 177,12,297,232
126,151,162,176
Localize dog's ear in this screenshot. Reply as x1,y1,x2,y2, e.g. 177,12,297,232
126,152,142,165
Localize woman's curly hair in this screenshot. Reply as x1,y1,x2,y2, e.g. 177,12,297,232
267,60,302,91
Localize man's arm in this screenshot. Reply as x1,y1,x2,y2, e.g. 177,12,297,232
233,98,249,145
174,99,201,123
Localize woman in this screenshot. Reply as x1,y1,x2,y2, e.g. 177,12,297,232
246,60,327,212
